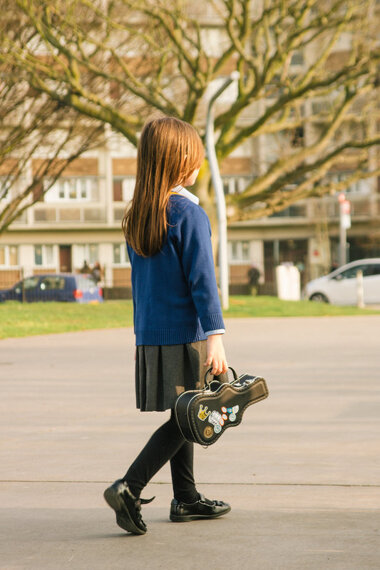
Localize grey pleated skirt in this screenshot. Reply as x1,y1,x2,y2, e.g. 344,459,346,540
135,340,226,412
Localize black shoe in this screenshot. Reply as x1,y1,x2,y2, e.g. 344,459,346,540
103,479,154,535
170,494,231,522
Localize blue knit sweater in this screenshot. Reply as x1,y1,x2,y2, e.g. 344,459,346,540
127,192,225,346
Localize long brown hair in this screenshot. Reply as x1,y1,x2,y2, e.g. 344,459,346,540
122,116,204,257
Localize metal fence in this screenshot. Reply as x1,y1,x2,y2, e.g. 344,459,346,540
0,262,255,302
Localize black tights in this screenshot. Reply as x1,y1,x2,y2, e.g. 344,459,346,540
122,411,199,504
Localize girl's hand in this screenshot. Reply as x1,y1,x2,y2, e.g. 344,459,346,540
204,334,228,376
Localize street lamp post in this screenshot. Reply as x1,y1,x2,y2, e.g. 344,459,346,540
338,192,351,266
205,72,239,310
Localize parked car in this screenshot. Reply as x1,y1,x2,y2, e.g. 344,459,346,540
304,258,380,305
0,273,103,303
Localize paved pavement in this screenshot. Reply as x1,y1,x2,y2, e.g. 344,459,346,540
0,316,379,569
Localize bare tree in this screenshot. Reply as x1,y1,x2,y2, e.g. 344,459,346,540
0,0,379,231
0,58,104,232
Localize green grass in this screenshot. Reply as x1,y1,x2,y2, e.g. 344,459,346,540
0,300,134,340
0,296,379,340
223,295,380,318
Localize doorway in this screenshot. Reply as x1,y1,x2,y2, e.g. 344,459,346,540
59,245,72,273
264,239,309,291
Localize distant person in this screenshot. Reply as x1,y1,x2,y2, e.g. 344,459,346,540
91,261,102,284
248,265,260,295
80,260,91,274
103,116,230,536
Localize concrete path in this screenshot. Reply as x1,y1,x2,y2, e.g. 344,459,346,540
0,316,379,569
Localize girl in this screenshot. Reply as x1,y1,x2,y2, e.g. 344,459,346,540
104,116,230,535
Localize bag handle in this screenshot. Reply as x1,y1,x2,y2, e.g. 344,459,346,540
204,366,238,388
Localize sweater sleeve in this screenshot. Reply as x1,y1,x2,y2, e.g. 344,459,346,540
179,205,225,333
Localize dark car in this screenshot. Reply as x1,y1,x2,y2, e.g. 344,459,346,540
0,273,103,303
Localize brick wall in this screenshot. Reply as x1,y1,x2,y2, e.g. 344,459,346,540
112,159,137,176
32,157,99,176
112,267,132,287
0,269,22,289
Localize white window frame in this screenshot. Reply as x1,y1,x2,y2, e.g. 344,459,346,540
222,176,251,195
122,178,136,202
0,245,19,267
113,243,130,266
73,244,99,268
34,245,56,267
228,240,251,264
44,177,96,203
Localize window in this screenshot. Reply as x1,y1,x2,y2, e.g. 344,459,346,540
290,52,304,66
347,179,371,194
241,241,250,260
328,173,371,195
45,178,98,202
291,126,304,147
74,244,99,268
88,244,98,265
113,177,135,202
360,264,380,277
0,245,19,267
34,245,42,266
222,176,251,195
9,246,18,266
40,277,65,290
23,276,39,290
113,179,123,202
335,264,368,280
229,241,250,262
122,178,135,201
113,243,130,265
34,245,55,267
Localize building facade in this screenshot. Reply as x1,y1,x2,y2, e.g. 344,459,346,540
1,132,379,295
1,3,379,295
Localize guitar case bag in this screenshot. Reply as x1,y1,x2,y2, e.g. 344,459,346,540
174,367,269,446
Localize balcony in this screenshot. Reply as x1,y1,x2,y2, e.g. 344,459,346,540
33,204,107,224
113,204,125,223
234,193,380,227
309,194,380,221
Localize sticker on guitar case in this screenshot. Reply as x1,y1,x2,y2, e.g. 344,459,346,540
220,405,239,422
208,410,224,428
204,426,214,439
228,405,239,421
197,404,210,421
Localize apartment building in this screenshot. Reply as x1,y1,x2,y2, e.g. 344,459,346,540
1,3,379,294
1,128,379,295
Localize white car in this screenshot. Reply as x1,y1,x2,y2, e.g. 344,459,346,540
304,258,380,305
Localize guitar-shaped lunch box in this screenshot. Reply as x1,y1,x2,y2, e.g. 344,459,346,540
174,367,269,446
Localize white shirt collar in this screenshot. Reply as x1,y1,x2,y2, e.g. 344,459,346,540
171,185,199,205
